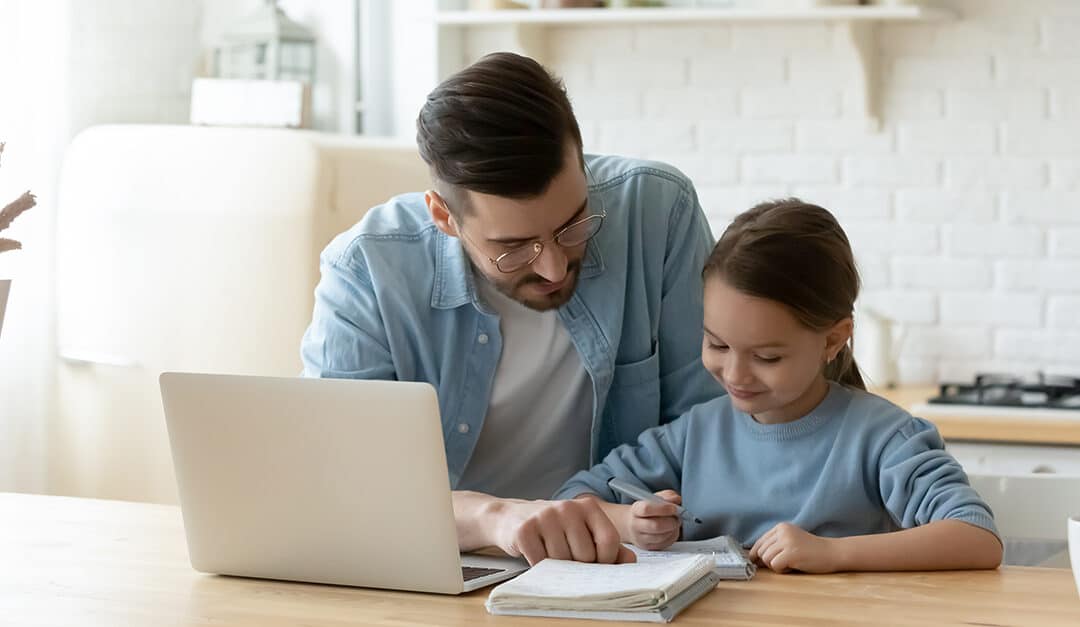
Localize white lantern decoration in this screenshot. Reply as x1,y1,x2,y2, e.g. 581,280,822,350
215,0,316,83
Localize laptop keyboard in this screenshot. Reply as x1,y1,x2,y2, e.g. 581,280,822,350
462,566,505,582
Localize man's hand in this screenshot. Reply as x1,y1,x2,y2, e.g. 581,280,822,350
748,522,839,574
623,489,682,551
488,498,637,566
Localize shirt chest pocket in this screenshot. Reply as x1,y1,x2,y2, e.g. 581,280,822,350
603,347,662,448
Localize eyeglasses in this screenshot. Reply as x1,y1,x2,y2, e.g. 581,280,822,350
446,164,608,273
480,209,606,273
454,189,607,273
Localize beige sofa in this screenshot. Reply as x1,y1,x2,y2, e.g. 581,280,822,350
53,125,430,504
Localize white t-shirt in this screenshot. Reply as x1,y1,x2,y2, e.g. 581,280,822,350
456,278,593,500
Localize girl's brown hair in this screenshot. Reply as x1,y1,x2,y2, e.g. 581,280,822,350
702,198,866,390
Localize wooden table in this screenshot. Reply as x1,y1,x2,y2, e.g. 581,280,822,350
3,493,1078,626
874,386,1080,447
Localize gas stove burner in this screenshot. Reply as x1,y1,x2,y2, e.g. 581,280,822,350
929,372,1080,409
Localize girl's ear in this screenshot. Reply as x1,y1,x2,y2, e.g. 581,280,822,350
824,317,854,363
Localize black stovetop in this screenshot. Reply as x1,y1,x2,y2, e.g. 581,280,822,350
928,373,1080,409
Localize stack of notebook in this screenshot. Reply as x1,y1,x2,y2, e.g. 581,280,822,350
485,554,720,623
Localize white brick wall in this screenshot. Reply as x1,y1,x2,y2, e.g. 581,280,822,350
894,258,993,290
1049,160,1080,189
534,0,1080,382
742,88,841,119
1050,89,1080,119
946,89,1047,120
943,224,1044,257
896,189,997,223
897,121,997,155
1042,16,1080,55
700,121,793,152
1002,191,1080,224
742,155,837,184
941,292,1044,328
1003,122,1079,156
797,121,894,154
1048,296,1080,330
890,57,993,89
945,158,1046,190
843,156,940,187
1049,228,1080,257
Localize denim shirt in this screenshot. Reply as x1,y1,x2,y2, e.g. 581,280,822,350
300,154,725,490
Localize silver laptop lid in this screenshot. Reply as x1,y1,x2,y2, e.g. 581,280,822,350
160,373,466,593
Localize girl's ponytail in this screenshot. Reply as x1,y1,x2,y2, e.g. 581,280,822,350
825,343,866,391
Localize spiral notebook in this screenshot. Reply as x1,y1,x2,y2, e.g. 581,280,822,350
485,554,721,623
628,535,757,581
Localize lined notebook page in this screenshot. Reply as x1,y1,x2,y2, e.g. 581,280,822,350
629,536,757,580
486,554,713,612
630,536,746,565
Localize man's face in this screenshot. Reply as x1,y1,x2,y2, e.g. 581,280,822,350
448,145,593,311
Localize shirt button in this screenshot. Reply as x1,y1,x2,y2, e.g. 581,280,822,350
477,333,489,344
457,423,470,434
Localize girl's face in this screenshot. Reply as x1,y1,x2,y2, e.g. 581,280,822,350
701,276,852,424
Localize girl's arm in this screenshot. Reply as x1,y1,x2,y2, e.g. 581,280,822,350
552,407,709,550
749,519,1002,574
832,519,1002,571
552,409,696,504
752,414,1005,574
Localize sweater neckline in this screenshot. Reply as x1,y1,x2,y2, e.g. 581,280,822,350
737,382,849,441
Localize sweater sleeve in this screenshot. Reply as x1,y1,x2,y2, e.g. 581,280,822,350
552,413,692,502
877,417,1000,539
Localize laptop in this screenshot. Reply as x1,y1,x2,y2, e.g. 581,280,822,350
159,372,528,594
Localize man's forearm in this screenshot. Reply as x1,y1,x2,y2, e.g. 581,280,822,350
832,520,1003,571
454,490,538,551
452,490,503,551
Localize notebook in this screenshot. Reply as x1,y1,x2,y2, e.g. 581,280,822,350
485,554,721,623
628,535,757,581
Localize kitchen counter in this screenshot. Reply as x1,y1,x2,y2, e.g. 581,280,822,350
873,386,1080,447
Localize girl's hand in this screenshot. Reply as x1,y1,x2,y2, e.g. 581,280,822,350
624,490,683,551
748,522,839,574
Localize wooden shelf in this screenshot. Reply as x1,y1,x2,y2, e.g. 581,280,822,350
434,5,957,131
436,6,955,26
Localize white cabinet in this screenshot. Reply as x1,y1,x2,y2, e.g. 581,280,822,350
947,441,1080,477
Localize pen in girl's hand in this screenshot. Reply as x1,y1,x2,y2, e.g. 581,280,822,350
607,477,703,525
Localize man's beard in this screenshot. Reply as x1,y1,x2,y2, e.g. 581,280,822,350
485,259,582,312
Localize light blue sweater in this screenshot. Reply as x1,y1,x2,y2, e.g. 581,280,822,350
554,382,999,546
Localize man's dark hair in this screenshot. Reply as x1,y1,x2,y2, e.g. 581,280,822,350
416,52,583,212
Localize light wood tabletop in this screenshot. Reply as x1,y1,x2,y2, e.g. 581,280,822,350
3,492,1078,626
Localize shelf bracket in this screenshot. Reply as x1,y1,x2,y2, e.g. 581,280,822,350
837,20,881,132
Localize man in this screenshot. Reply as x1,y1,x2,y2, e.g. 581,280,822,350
301,52,723,565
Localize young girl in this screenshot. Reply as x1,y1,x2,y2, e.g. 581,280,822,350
555,198,1003,573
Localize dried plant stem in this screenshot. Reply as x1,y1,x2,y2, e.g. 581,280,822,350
0,191,36,233
0,141,37,253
